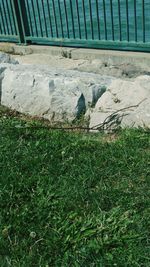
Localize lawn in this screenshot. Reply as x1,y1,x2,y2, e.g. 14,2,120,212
0,107,150,267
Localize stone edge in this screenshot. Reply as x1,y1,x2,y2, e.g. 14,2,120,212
1,43,150,69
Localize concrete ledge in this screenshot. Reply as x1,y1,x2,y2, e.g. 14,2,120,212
0,42,150,69
71,48,150,69
0,43,74,57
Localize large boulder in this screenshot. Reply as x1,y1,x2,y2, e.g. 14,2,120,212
89,76,150,131
1,64,112,122
0,52,18,64
0,65,8,102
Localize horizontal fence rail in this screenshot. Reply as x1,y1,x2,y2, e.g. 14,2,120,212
0,0,150,51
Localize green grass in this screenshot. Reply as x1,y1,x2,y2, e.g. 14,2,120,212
0,107,150,267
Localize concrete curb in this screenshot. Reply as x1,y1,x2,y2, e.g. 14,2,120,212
0,42,150,69
0,42,74,57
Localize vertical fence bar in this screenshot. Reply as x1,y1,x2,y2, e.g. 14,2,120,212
9,0,17,35
11,0,26,43
41,0,48,37
1,0,8,34
110,0,114,40
0,8,2,33
126,0,129,42
142,0,145,43
1,0,10,34
0,18,2,34
18,0,30,40
0,3,6,34
103,0,107,40
82,0,87,39
134,0,137,42
118,0,122,41
5,0,13,34
0,4,2,34
63,0,69,38
4,0,12,34
96,0,101,40
30,0,38,37
25,0,34,36
46,0,53,37
58,0,64,38
36,0,43,37
51,0,58,38
75,0,81,39
69,0,75,39
89,0,94,39
11,0,30,43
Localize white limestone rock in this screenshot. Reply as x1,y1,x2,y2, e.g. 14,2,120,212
90,75,150,130
1,64,112,122
0,65,8,101
0,52,18,64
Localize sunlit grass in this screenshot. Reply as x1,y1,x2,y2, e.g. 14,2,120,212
0,107,150,267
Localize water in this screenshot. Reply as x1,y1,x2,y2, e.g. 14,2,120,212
1,0,150,44
26,0,150,42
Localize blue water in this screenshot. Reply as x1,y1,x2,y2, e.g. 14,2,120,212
25,0,150,42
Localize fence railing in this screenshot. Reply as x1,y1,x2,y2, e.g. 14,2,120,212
0,0,150,52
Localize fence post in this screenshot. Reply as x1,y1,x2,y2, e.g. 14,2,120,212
11,0,30,44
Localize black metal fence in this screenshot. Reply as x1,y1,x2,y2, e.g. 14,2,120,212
0,0,150,51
